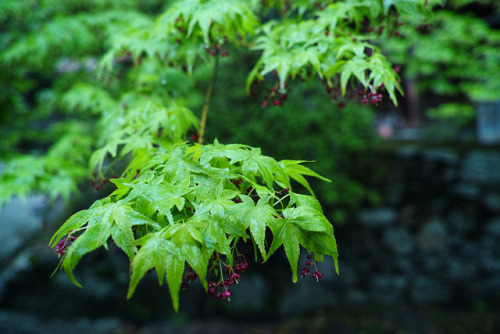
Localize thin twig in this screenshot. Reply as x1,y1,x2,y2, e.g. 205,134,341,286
198,52,219,144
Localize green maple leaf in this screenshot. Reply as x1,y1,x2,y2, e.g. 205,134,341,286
282,206,333,233
231,195,277,258
195,142,288,191
62,220,113,288
199,215,232,257
197,140,251,166
109,178,132,201
241,148,285,190
126,179,194,224
267,206,338,282
89,141,118,177
165,249,186,313
267,217,301,282
165,223,209,290
289,192,323,213
127,231,184,311
194,180,239,217
49,209,93,248
128,222,210,312
280,160,330,196
152,146,208,184
368,53,403,105
339,55,369,96
165,0,258,44
55,201,158,287
120,133,154,158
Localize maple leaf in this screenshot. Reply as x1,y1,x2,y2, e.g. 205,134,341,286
128,222,211,312
194,180,239,217
280,160,331,196
289,192,324,213
127,231,183,310
53,201,159,287
151,145,208,184
124,178,194,224
339,55,369,96
89,142,118,177
266,206,338,282
196,214,233,257
165,222,210,290
231,195,277,258
241,148,285,190
49,209,93,248
197,140,251,166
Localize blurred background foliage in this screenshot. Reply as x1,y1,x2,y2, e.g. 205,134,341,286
381,0,500,101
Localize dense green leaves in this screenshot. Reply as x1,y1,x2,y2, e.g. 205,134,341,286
52,142,338,308
163,0,258,44
246,1,417,104
0,129,92,206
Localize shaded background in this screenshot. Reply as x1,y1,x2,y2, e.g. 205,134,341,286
1,1,500,333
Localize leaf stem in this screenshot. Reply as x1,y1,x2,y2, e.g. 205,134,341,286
198,52,219,145
273,193,290,210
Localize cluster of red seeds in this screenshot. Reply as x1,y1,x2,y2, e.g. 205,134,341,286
261,86,287,108
181,267,199,289
365,8,405,38
203,43,229,58
90,178,108,191
207,257,248,301
254,64,399,110
116,50,132,64
360,91,384,105
300,254,324,282
55,234,78,257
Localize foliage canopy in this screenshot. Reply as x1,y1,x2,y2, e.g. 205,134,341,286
3,0,490,311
